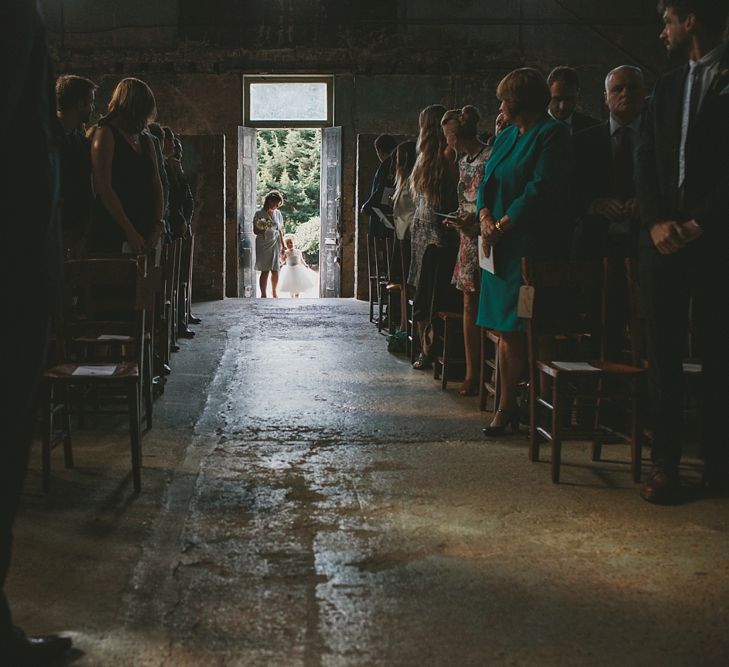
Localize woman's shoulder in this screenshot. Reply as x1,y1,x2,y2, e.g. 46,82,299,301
253,208,267,218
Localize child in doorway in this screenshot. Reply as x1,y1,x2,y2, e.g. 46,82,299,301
278,235,316,298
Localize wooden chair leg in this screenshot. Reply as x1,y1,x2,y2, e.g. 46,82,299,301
42,382,53,492
529,370,539,463
551,376,562,484
61,385,73,469
441,322,449,390
129,385,142,493
631,380,641,483
144,339,153,431
591,376,603,461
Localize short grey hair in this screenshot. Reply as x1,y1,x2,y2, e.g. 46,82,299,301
604,66,645,92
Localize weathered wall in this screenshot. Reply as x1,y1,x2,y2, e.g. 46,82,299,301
181,134,226,300
43,0,667,300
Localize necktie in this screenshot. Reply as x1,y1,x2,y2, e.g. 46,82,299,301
613,125,635,200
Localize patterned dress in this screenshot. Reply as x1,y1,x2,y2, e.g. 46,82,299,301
407,193,446,287
452,146,490,292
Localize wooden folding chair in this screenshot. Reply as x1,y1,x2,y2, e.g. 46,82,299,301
41,256,152,492
523,258,645,484
433,311,465,389
478,329,500,412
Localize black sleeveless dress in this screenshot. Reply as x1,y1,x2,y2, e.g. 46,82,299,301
90,123,158,252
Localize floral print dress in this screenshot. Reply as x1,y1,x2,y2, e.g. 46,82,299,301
452,145,490,292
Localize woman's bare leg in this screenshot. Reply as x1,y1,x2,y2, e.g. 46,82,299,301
271,271,279,298
461,291,479,393
259,271,269,298
490,331,526,426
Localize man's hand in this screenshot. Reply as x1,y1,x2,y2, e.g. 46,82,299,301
624,198,640,220
679,219,703,244
587,198,625,222
649,221,685,255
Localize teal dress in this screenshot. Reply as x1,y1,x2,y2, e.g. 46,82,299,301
476,115,573,332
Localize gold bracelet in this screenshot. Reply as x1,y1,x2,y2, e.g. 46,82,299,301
494,220,503,232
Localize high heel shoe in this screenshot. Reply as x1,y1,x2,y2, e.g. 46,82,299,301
459,378,478,396
481,408,520,436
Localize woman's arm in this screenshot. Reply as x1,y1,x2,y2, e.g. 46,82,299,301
91,126,146,252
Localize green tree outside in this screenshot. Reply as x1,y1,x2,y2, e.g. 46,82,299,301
257,129,321,247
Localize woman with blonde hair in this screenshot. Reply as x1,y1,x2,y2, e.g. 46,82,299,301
440,105,492,396
89,77,164,254
408,104,460,369
253,190,285,298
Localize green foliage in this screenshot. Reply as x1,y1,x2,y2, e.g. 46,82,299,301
257,129,321,235
294,216,321,266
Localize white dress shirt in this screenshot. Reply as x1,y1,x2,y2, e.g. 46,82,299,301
679,42,726,187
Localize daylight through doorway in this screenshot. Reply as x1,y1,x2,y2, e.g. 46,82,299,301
255,129,321,299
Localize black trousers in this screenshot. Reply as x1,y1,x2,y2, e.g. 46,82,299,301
0,301,50,653
638,237,728,472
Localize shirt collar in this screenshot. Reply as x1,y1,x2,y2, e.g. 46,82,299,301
609,115,641,136
548,109,572,126
690,41,726,69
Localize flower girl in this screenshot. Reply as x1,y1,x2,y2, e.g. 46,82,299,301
278,235,316,298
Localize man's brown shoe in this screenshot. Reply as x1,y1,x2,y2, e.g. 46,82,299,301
640,466,680,505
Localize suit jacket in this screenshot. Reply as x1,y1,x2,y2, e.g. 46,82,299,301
637,44,729,239
573,121,614,213
362,153,395,237
571,110,601,134
572,120,643,256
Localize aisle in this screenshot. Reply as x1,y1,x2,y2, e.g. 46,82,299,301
9,299,729,666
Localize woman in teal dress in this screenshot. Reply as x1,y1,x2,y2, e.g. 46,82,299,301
476,68,574,435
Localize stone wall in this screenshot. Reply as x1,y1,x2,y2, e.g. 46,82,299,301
43,0,669,299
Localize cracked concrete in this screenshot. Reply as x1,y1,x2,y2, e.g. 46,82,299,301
7,298,729,666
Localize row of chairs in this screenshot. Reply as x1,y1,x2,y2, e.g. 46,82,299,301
371,248,662,485
41,239,192,493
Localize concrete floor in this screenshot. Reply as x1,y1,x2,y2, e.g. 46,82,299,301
9,298,729,666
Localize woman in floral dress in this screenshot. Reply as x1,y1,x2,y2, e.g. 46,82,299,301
441,106,491,395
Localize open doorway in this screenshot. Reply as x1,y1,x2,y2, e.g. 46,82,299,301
255,129,321,298
238,76,342,299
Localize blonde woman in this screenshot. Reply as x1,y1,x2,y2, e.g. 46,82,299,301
90,78,164,253
408,104,459,369
441,106,491,396
253,190,285,298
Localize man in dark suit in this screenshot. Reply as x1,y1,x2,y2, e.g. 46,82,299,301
1,1,73,663
361,134,397,238
55,74,96,258
636,0,729,504
573,65,647,259
547,66,601,134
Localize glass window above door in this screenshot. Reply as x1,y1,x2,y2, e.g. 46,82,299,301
244,76,333,128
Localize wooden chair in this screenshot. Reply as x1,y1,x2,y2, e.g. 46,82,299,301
523,258,645,484
367,233,379,323
384,238,404,336
376,233,393,334
432,311,465,389
41,256,152,492
479,329,501,412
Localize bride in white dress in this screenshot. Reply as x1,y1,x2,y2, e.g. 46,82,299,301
278,235,316,298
